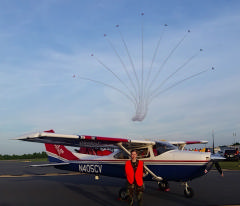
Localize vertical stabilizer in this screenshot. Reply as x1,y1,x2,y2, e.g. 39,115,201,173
43,129,78,162
45,144,79,162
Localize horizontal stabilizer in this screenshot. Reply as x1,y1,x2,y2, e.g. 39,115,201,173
30,162,70,167
210,154,225,160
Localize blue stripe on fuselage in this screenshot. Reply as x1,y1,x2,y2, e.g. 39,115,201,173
48,155,64,163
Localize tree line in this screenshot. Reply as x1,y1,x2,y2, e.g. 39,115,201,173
0,152,48,160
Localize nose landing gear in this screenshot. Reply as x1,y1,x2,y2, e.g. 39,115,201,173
184,182,194,198
158,180,170,192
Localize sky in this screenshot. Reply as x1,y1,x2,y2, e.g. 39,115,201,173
0,0,240,154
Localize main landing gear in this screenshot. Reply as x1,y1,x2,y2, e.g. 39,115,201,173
119,182,194,199
157,181,194,198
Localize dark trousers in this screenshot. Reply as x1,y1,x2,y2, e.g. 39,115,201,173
127,183,143,206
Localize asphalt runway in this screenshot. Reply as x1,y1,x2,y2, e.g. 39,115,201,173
0,161,240,206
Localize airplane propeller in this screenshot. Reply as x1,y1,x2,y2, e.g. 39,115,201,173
214,161,223,176
211,130,224,176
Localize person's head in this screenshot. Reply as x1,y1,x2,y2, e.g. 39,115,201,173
131,150,138,161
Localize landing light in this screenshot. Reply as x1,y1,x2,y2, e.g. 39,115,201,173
95,175,100,180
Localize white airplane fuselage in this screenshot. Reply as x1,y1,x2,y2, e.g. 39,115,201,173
49,148,212,182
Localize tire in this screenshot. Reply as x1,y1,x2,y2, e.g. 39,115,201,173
118,188,129,200
184,187,194,198
158,181,169,191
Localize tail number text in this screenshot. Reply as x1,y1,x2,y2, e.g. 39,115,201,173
79,164,102,174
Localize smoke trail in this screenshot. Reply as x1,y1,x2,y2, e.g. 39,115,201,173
144,24,168,90
116,26,141,100
149,67,212,104
104,33,138,100
77,76,137,106
149,49,203,98
146,30,191,94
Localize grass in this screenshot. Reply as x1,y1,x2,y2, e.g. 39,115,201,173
22,158,48,162
217,161,240,170
0,158,48,162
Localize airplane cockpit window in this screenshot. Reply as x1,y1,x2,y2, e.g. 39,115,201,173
154,142,177,156
137,148,150,158
114,148,151,159
114,150,129,159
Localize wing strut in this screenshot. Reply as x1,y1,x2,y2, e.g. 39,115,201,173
117,143,163,181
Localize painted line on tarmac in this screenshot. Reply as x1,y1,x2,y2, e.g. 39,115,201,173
0,172,81,178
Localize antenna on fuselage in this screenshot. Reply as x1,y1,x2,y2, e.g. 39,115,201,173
212,129,215,154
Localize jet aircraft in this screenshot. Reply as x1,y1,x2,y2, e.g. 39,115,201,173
17,130,224,199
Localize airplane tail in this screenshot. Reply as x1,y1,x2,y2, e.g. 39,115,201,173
43,130,79,162
45,144,79,162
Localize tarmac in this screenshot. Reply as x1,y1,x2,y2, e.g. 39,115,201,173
0,160,239,206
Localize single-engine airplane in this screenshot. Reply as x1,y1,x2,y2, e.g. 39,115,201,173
17,130,224,199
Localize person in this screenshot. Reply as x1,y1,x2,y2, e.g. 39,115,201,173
235,148,239,161
125,150,145,206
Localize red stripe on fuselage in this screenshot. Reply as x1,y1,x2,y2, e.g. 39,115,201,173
65,159,209,163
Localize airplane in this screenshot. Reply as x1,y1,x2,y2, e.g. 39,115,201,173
17,129,224,199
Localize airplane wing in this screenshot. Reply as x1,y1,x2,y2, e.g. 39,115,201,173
17,132,208,152
17,132,155,149
17,131,163,181
169,140,208,150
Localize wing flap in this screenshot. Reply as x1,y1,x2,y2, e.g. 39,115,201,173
169,140,208,150
169,140,208,145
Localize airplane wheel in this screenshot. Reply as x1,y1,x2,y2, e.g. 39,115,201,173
118,188,129,200
184,186,194,198
158,181,169,191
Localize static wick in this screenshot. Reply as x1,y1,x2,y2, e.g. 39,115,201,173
212,67,215,70
164,24,168,26
116,25,119,28
141,12,144,16
200,49,203,51
188,30,191,33
91,54,94,57
104,34,107,37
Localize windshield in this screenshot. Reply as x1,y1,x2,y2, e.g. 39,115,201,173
154,142,177,156
114,150,129,159
114,148,151,159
